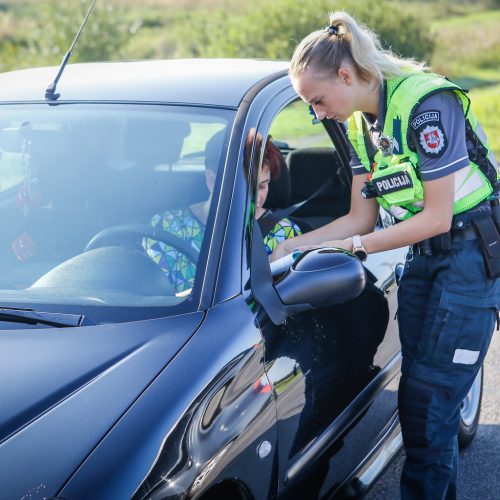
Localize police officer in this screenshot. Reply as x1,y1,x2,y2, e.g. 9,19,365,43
271,11,500,500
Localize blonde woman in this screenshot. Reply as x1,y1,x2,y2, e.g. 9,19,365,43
272,11,500,499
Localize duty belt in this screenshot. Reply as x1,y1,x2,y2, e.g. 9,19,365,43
413,225,477,256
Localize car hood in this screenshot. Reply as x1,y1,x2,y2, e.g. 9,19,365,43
0,311,204,499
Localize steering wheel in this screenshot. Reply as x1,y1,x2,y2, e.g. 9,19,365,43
84,223,200,263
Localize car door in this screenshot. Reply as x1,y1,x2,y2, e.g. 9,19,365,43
243,88,406,498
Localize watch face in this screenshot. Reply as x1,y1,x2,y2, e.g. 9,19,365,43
354,248,367,261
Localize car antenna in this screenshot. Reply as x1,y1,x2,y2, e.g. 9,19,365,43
44,0,98,101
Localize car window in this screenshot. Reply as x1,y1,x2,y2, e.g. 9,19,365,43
0,104,234,322
267,99,350,229
269,100,333,149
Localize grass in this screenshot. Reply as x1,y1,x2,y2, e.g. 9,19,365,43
430,8,500,85
110,0,232,6
427,6,500,157
469,84,500,160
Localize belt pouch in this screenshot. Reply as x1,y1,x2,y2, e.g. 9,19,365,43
491,200,500,232
471,214,500,279
431,231,452,254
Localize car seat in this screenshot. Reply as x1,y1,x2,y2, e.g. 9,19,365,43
260,147,313,235
263,153,292,210
124,119,191,169
111,120,209,217
287,147,351,229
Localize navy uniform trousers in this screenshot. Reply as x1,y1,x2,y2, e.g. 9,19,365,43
397,238,500,500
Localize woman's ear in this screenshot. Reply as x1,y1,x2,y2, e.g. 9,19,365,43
337,66,353,85
205,169,216,192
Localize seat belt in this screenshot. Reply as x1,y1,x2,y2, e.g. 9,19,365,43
261,174,336,230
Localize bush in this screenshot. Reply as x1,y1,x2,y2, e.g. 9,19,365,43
25,0,134,66
0,12,27,72
169,0,435,63
347,2,435,63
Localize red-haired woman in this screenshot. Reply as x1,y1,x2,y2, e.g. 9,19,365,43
144,133,301,294
257,139,302,255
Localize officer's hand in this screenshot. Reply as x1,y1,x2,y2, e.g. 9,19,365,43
270,241,293,263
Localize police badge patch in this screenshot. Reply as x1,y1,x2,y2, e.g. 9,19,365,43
419,124,445,154
411,110,447,158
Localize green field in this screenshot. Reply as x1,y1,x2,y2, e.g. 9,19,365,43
431,9,500,84
470,84,500,160
428,7,500,159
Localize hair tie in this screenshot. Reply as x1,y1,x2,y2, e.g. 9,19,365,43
326,24,339,36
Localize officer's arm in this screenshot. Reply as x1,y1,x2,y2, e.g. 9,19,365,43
269,174,379,261
355,173,455,255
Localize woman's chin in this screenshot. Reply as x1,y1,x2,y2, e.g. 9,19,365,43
255,207,265,219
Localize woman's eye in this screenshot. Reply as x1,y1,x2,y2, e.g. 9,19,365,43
314,99,322,105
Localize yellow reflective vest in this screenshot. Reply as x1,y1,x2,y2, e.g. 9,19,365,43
347,72,498,220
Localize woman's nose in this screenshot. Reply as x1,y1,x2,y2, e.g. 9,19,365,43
314,107,326,120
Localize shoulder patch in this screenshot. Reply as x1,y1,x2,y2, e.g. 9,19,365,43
418,123,446,156
411,108,447,157
411,110,440,130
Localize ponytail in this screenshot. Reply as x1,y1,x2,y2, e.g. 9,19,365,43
290,11,426,88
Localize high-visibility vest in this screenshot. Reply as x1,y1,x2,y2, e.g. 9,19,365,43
347,72,498,220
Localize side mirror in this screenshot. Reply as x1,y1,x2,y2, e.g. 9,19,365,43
249,222,366,325
275,248,366,313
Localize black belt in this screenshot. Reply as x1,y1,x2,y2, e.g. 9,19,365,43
452,224,477,242
413,225,476,256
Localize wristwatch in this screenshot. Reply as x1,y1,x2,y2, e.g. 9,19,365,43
351,234,368,261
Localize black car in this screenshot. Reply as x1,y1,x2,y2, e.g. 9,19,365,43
0,59,483,499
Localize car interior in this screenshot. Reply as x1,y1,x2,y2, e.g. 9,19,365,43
0,114,211,298
264,146,351,231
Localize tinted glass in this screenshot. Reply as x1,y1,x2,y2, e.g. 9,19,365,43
0,104,234,322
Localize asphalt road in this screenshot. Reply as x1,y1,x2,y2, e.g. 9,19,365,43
365,328,500,500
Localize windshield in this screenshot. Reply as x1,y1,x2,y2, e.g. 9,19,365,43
0,103,234,323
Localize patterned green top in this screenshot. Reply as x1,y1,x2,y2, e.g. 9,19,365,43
261,210,302,256
143,207,203,295
143,207,301,294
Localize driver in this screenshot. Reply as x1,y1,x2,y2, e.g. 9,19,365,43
143,130,301,294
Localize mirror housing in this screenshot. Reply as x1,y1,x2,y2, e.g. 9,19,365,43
250,221,366,325
275,248,366,313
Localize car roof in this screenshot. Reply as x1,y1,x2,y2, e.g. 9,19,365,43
0,59,290,107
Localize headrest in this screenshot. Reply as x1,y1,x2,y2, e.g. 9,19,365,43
125,120,191,167
264,161,292,210
205,129,226,172
287,147,338,201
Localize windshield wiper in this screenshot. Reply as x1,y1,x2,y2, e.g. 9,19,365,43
0,308,97,328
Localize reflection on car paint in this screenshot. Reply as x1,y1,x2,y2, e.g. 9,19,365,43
133,338,276,499
260,279,397,497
